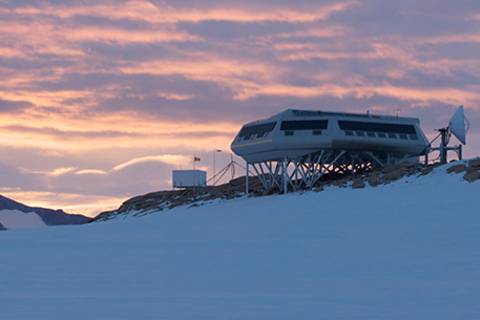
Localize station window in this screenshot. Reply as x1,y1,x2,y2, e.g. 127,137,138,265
409,134,418,140
239,122,277,140
281,120,328,131
355,131,365,136
345,130,354,136
367,131,376,137
312,130,322,135
338,120,416,134
388,133,397,139
399,134,408,140
377,132,387,138
285,130,294,136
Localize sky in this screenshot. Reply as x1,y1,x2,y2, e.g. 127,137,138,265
0,0,479,216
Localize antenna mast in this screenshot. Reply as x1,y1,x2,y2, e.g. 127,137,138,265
430,106,467,164
437,127,457,164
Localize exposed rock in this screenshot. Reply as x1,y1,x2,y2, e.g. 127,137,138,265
383,162,416,174
383,170,404,182
367,175,381,187
331,178,348,187
468,158,480,169
464,170,480,183
381,162,423,182
95,177,265,221
420,166,434,176
447,164,467,174
0,222,6,231
352,179,365,189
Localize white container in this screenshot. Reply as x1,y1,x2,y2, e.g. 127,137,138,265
172,170,207,188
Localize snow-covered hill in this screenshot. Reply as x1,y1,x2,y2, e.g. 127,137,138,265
96,158,480,221
0,195,92,230
0,160,479,319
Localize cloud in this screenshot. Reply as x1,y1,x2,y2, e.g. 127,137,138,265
118,56,276,84
0,0,479,215
75,169,108,175
233,83,480,107
13,1,358,24
0,99,33,112
67,26,200,44
49,167,77,176
0,153,189,216
0,162,43,189
112,154,192,171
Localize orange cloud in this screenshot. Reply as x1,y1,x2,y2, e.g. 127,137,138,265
118,56,279,91
1,0,479,216
234,83,480,106
49,167,77,176
0,90,90,108
112,155,192,171
277,42,411,62
0,47,26,58
67,26,200,43
75,169,108,175
14,1,359,24
0,107,238,154
156,92,193,101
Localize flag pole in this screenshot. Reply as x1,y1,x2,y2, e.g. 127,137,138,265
213,149,222,186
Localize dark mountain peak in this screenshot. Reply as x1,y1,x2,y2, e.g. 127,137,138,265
0,194,92,226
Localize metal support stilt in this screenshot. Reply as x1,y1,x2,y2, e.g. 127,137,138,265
246,149,416,194
439,128,449,164
245,162,249,195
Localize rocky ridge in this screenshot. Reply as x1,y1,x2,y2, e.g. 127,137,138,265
95,158,480,222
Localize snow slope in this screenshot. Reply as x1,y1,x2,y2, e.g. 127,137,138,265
0,209,47,229
0,163,479,319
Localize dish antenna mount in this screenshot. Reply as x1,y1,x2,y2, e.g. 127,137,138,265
430,105,470,164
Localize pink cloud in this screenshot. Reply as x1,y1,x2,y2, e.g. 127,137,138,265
0,0,479,214
234,83,480,107
14,1,359,24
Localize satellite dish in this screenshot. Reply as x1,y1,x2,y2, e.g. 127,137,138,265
429,105,469,164
448,105,469,145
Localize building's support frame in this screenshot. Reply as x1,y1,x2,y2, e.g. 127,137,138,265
245,149,415,194
429,128,463,164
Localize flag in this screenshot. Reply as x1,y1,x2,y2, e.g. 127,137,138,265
194,156,201,162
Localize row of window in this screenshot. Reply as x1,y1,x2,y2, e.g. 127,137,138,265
282,130,417,140
338,120,416,134
344,130,418,140
239,120,418,140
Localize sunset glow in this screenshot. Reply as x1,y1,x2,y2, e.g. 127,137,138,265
0,0,479,216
